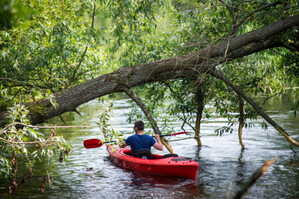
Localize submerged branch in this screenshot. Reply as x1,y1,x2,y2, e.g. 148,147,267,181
195,80,205,147
233,157,278,199
238,95,245,149
212,69,299,147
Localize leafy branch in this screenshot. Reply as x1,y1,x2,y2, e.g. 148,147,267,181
96,103,123,145
0,104,72,193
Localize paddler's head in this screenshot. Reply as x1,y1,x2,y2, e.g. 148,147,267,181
134,120,144,134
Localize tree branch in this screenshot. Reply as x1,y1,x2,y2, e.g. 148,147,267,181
0,136,58,145
231,1,283,35
218,0,236,33
0,122,96,135
211,69,299,147
121,86,174,153
238,95,245,149
65,3,96,89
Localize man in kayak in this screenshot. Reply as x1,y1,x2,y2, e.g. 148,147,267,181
120,120,163,158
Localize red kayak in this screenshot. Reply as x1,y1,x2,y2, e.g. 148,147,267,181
106,144,199,180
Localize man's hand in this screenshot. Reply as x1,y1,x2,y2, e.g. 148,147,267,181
154,134,161,142
153,134,163,151
119,140,127,148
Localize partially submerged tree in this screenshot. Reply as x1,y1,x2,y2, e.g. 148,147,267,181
1,1,298,145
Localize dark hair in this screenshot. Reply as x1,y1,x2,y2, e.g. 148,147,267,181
134,120,144,131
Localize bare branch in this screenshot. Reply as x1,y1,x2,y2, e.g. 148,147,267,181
91,3,96,29
0,136,58,145
232,1,283,35
238,95,245,149
59,53,73,69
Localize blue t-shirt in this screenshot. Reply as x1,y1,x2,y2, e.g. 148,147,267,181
125,134,156,155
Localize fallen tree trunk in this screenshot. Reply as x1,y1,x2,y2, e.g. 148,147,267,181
18,15,298,123
1,15,298,146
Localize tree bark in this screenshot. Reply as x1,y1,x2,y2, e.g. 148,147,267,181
238,95,245,149
1,15,298,146
195,80,204,147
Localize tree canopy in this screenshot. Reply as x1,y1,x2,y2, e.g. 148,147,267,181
1,0,298,138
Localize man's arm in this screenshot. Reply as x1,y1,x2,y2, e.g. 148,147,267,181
153,134,163,151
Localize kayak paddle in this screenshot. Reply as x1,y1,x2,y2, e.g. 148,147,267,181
83,131,192,149
161,131,192,137
83,139,113,149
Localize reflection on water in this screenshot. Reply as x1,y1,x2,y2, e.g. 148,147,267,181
1,96,298,199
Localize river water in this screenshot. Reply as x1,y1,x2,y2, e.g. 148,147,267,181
1,95,298,199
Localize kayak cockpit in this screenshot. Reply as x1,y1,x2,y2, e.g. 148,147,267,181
121,148,178,159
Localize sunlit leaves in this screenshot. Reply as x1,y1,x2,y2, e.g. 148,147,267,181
7,104,30,124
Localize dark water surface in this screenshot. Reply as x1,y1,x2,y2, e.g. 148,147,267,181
1,96,298,199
